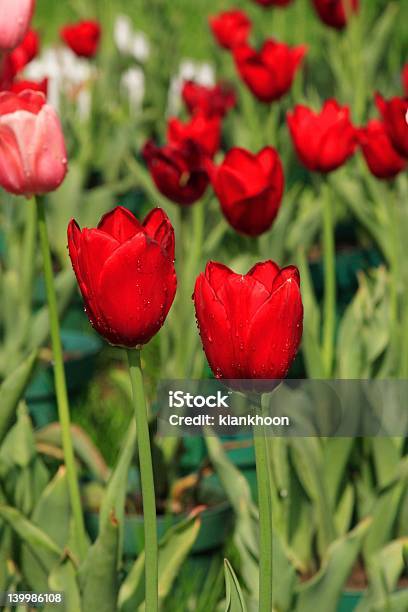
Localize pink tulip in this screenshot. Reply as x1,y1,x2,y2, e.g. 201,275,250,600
0,0,35,51
0,90,67,196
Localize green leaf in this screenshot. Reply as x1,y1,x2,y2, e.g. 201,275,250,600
45,556,82,612
78,511,119,612
0,403,37,471
323,439,354,508
99,418,136,565
0,505,62,579
35,423,109,483
205,435,259,605
290,437,336,556
118,515,200,611
363,460,408,561
224,559,247,612
296,248,325,378
21,467,73,591
0,352,37,442
29,269,76,351
295,518,372,612
356,538,408,612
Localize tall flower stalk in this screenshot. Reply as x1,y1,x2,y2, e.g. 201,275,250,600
193,260,303,611
0,90,86,555
67,206,177,608
127,349,158,611
36,195,87,558
253,394,273,611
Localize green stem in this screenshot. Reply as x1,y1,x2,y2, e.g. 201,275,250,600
19,198,37,349
22,198,37,306
400,305,408,378
321,185,336,378
389,190,400,337
182,200,205,377
253,395,273,612
127,349,158,612
35,196,87,560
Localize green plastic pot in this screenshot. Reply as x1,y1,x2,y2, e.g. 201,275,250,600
26,329,102,427
85,480,233,558
337,591,363,611
309,247,382,310
180,435,257,500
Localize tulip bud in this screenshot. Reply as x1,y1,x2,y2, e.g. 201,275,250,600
68,206,177,348
375,93,408,159
312,0,359,30
209,10,251,51
60,20,101,58
182,80,236,118
287,99,357,173
142,139,209,206
167,112,221,158
9,29,39,74
233,40,306,103
0,90,67,196
211,147,284,236
0,0,35,51
194,261,303,383
357,120,406,180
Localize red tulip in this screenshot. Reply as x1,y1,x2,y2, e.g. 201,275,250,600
9,29,39,74
10,78,48,95
375,93,408,159
0,0,35,51
357,120,406,180
287,99,357,172
194,260,303,382
167,112,221,158
60,20,101,58
142,139,209,206
209,10,251,50
211,147,284,236
253,0,293,6
312,0,359,30
68,207,177,348
182,81,236,118
0,90,67,196
0,55,14,90
233,40,306,103
402,64,408,98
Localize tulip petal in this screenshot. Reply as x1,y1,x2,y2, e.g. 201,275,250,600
248,272,303,378
143,207,175,261
98,206,143,243
97,233,177,346
205,261,233,295
76,228,120,308
194,273,238,378
0,123,26,194
247,260,280,293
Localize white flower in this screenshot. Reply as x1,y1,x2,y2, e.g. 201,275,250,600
24,47,95,116
114,14,150,62
166,59,215,116
121,67,145,113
